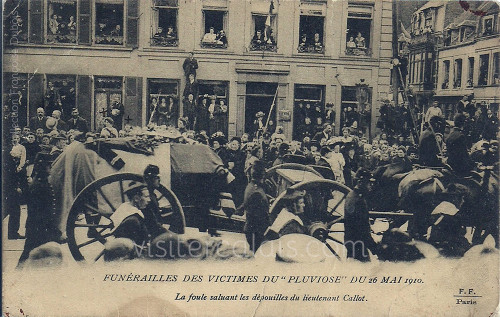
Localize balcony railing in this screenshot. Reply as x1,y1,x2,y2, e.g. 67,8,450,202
47,33,77,44
249,42,277,52
151,35,179,47
345,47,371,56
95,35,124,45
200,40,227,49
297,44,324,54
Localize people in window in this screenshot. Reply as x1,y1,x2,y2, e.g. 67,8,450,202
67,16,76,34
346,36,356,48
265,29,276,45
202,27,217,44
165,26,177,43
299,33,307,49
252,30,265,46
153,26,164,38
49,14,59,35
216,30,227,45
313,33,323,52
110,25,122,37
355,32,366,49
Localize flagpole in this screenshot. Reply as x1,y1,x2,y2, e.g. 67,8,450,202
264,86,279,133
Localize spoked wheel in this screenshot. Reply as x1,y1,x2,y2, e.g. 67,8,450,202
66,172,185,262
264,163,323,203
269,179,351,260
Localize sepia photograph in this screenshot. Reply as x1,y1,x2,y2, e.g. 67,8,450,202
2,0,499,316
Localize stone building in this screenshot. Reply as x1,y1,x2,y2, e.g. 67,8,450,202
3,0,393,140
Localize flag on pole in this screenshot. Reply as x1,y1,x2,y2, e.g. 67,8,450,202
265,0,274,40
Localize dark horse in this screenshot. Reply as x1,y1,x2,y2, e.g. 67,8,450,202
369,164,498,249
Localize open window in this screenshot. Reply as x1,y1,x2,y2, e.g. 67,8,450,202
151,0,178,47
298,15,324,54
482,16,495,36
479,54,489,86
47,0,77,44
95,0,124,45
345,5,372,56
201,7,228,49
453,59,462,88
250,14,277,52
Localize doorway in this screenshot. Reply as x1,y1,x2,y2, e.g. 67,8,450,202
94,77,123,130
245,82,278,135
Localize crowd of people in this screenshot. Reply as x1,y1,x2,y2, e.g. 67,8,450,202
4,81,499,264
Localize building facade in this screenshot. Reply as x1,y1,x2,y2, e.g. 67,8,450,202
3,0,393,140
435,1,499,117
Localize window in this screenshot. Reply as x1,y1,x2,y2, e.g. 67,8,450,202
297,0,325,55
341,86,371,138
293,85,325,140
45,75,77,120
47,0,77,44
493,53,500,85
250,14,277,52
454,59,462,88
151,0,178,47
482,16,494,36
201,8,228,49
95,0,124,45
479,54,489,86
345,5,372,56
467,57,474,87
442,60,450,89
94,76,123,129
3,0,29,45
147,79,179,126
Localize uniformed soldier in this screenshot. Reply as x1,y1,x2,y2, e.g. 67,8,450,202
344,168,378,262
243,160,270,253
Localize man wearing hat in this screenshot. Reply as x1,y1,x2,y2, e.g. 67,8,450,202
111,181,151,244
243,159,270,253
253,111,266,137
49,133,67,161
344,168,377,262
142,165,171,236
446,113,473,176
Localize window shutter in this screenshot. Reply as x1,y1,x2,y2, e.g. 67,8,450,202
29,0,44,44
126,0,139,48
124,77,143,126
77,75,92,124
78,0,92,45
28,73,44,118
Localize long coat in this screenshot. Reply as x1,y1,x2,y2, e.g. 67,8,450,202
243,181,270,234
419,128,441,166
446,128,473,175
344,189,376,261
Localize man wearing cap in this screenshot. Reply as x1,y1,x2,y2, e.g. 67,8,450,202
446,114,473,176
49,134,67,161
111,181,152,244
344,168,377,261
243,160,270,253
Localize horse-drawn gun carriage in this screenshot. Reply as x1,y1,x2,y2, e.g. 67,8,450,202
50,130,497,263
49,133,353,262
